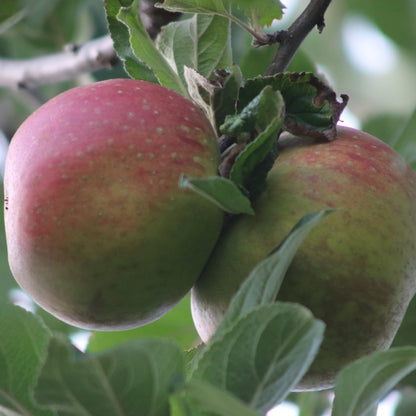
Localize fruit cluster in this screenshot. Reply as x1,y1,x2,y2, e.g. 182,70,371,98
4,78,416,389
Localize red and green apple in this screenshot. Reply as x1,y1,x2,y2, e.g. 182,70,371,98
4,78,223,330
191,127,416,390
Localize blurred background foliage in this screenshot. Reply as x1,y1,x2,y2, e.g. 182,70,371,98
0,1,415,414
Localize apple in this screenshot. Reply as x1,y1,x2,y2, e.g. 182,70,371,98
4,78,223,330
191,126,416,390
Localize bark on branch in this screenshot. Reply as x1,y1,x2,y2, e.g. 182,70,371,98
0,35,118,90
265,0,332,75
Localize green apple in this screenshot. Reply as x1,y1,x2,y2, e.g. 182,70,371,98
4,78,223,330
191,126,416,390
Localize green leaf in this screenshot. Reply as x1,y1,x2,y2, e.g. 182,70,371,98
212,65,244,128
0,0,26,26
332,347,416,416
175,379,262,416
391,292,416,388
35,336,185,416
226,86,285,196
183,67,217,128
117,0,188,96
239,73,348,141
104,0,156,82
190,302,325,413
157,0,284,30
221,85,284,139
156,14,232,85
157,0,228,15
235,0,284,27
213,210,332,338
0,303,55,416
179,174,254,215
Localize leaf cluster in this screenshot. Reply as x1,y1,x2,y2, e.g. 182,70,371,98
2,212,416,416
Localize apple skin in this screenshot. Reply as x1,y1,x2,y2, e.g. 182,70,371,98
4,78,223,330
191,126,416,390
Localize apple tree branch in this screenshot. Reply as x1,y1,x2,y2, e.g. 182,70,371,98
264,0,333,75
0,35,118,90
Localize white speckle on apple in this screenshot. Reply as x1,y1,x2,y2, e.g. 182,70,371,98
136,153,143,158
128,112,135,119
156,127,164,134
181,125,191,133
122,125,130,131
107,139,114,146
77,151,84,157
171,153,177,159
149,153,155,159
145,138,152,144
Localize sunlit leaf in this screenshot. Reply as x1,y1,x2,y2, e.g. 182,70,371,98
0,303,54,416
213,210,332,336
35,336,185,416
332,347,416,416
156,13,231,84
117,0,187,96
180,174,254,215
191,302,324,413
